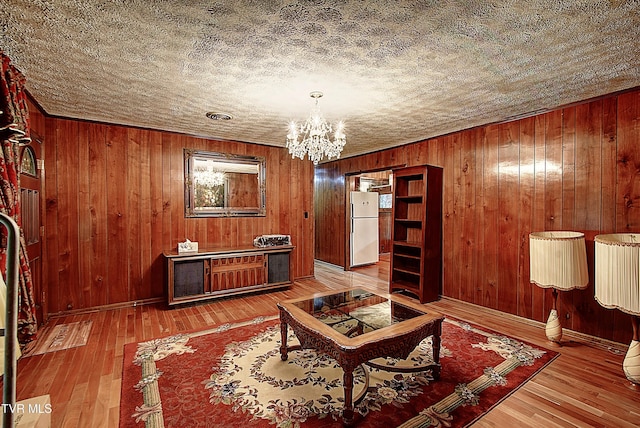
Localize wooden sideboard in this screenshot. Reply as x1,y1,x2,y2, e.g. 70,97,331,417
164,245,294,306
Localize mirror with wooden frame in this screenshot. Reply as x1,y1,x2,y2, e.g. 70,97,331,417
184,149,266,217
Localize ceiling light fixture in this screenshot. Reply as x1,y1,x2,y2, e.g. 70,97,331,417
206,112,233,121
286,91,346,165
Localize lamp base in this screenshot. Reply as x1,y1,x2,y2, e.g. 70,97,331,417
623,340,640,385
545,309,562,343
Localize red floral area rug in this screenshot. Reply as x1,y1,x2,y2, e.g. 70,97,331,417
120,315,557,427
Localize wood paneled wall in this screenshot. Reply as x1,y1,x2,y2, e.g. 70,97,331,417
34,112,314,314
315,88,640,344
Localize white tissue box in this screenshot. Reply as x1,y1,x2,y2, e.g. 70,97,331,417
177,240,198,254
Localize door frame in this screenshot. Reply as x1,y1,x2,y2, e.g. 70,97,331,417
18,134,46,326
343,167,396,270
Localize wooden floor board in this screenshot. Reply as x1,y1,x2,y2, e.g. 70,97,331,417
61,382,86,428
11,259,640,427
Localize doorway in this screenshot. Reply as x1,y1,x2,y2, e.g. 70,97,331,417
19,138,45,326
345,170,392,270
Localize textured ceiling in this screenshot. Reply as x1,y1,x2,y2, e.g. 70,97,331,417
2,1,639,161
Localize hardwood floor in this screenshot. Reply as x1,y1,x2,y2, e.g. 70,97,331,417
12,259,640,427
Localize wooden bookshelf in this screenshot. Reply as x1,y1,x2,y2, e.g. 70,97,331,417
389,165,443,303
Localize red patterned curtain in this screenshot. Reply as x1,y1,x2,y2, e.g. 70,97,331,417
0,51,38,344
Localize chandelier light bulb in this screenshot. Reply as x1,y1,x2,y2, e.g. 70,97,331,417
335,121,345,139
287,121,299,140
286,91,347,165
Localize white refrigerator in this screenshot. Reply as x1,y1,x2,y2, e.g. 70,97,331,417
350,191,379,267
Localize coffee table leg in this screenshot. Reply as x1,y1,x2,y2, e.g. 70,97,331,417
432,325,441,380
280,322,289,361
343,368,355,426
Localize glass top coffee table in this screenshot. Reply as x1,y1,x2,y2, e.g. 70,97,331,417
277,288,444,426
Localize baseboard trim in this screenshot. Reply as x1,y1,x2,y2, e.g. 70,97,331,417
47,297,165,319
438,296,628,354
314,259,345,270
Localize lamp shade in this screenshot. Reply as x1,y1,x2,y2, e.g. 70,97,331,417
594,234,640,316
529,231,589,290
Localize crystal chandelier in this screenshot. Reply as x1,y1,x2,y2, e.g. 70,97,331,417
286,91,346,165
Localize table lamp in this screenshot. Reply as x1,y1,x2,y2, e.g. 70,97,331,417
594,234,640,385
529,231,589,343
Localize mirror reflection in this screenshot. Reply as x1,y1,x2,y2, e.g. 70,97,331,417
184,150,266,217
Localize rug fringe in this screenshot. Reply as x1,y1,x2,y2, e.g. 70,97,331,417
398,357,522,427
